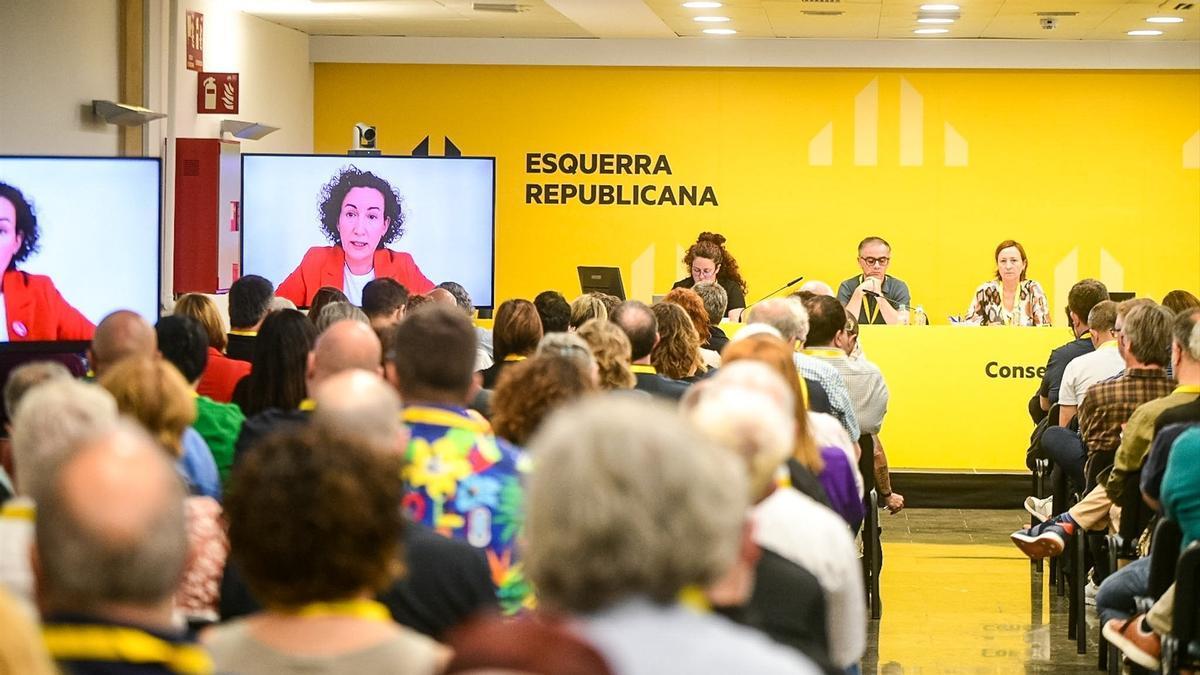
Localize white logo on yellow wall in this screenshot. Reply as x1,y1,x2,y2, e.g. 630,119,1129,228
1051,247,1127,319
808,76,968,167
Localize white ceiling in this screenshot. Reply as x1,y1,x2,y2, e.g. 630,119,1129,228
239,0,1200,41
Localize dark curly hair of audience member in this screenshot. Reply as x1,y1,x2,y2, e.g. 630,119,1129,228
307,286,349,325
682,232,746,293
493,299,544,363
232,309,318,416
225,428,404,607
0,183,41,268
491,355,596,446
650,302,704,380
664,287,710,343
317,166,405,248
534,291,571,334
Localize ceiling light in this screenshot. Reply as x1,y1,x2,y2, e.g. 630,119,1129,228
919,3,960,11
913,28,949,34
1146,16,1184,23
694,15,730,22
703,28,737,35
682,1,722,8
1127,29,1164,35
918,17,955,24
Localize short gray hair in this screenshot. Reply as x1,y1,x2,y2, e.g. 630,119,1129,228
269,296,298,312
746,297,810,344
693,282,728,325
525,395,747,613
33,420,187,612
315,301,369,333
11,379,119,496
537,332,595,371
3,360,71,418
312,369,404,450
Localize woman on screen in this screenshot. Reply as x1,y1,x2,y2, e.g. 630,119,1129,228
0,183,94,341
276,166,436,307
964,239,1050,326
672,232,747,321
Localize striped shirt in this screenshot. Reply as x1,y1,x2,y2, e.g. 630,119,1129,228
793,352,860,439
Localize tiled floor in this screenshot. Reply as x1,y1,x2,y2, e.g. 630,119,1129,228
862,508,1102,674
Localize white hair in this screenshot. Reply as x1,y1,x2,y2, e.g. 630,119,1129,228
799,280,834,297
745,297,810,345
11,379,119,496
686,383,794,500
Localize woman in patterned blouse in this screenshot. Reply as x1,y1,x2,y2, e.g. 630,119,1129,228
965,239,1050,326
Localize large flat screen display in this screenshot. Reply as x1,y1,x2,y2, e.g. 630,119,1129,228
241,154,495,308
0,156,161,344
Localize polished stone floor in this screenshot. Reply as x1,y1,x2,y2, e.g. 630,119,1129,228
862,508,1102,674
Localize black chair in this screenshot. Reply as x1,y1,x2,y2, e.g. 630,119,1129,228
858,434,882,620
1116,519,1183,675
1162,541,1200,674
1100,471,1155,672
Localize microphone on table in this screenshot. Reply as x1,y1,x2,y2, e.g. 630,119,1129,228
746,276,805,309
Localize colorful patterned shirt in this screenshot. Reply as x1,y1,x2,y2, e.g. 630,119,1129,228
965,279,1050,326
1077,368,1175,455
401,404,530,614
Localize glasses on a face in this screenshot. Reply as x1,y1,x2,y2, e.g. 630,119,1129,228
860,256,890,267
692,266,716,277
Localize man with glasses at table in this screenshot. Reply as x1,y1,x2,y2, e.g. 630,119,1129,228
838,237,912,326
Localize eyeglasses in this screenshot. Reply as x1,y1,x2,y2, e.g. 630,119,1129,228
691,266,717,277
859,256,890,267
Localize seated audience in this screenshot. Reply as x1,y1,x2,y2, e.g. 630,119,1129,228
1,361,72,486
206,428,445,674
479,299,543,389
611,300,689,400
576,319,636,391
664,287,720,370
1029,279,1108,422
693,280,730,352
438,281,494,371
34,421,215,674
232,309,319,417
1161,288,1200,314
388,305,531,613
306,286,349,326
406,293,431,312
492,354,597,446
362,277,409,334
524,395,820,674
1055,299,1122,427
534,290,571,334
536,331,597,376
87,309,157,378
226,274,275,364
173,293,252,403
315,300,370,332
569,293,608,330
651,301,709,382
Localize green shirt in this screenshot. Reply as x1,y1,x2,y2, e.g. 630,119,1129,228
1106,389,1200,503
1163,426,1200,547
194,395,246,484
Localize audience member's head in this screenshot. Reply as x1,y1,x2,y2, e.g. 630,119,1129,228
387,304,477,405
745,297,809,346
33,421,187,623
437,281,474,315
315,301,369,333
361,278,409,331
98,357,195,458
693,281,728,327
3,361,71,421
270,296,298,312
155,314,208,385
224,428,403,608
406,293,431,312
1066,279,1109,332
307,286,349,325
525,396,746,614
11,379,117,497
1121,302,1174,368
1162,289,1200,315
307,319,384,393
534,291,571,334
1171,308,1200,367
240,309,319,416
610,301,657,362
89,310,157,377
839,312,861,356
800,294,848,347
664,288,711,343
650,302,704,380
492,355,597,446
576,319,636,390
537,332,597,375
173,293,227,352
569,294,608,331
493,299,543,363
428,287,458,308
798,280,834,297
312,369,406,455
596,293,622,316
1087,300,1118,336
228,275,274,331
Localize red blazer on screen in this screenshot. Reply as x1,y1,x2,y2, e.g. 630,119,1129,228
196,347,252,403
2,270,95,341
275,246,437,308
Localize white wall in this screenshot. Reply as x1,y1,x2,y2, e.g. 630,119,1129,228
0,0,124,155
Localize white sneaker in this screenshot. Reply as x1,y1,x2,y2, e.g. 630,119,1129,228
1024,495,1053,523
1085,581,1098,606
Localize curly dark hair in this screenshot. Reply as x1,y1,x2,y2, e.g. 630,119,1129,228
225,428,404,607
491,355,596,446
0,182,42,269
318,166,405,248
682,232,746,293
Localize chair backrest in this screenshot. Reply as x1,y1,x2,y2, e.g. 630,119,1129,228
1149,518,1184,600
1116,470,1154,543
1174,541,1200,645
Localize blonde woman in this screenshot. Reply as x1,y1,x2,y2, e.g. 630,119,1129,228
576,319,636,390
174,293,251,403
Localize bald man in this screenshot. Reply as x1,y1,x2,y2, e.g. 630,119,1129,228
312,369,406,454
34,421,212,673
87,310,156,377
428,287,457,307
234,319,383,463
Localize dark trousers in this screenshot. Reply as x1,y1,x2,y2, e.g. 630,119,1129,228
1041,426,1085,491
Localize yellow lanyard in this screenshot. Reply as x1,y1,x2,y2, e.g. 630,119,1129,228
403,406,492,434
503,354,527,363
228,329,257,337
799,376,809,409
1097,340,1117,350
802,348,844,359
860,275,881,324
678,585,712,614
298,398,317,411
43,625,213,675
0,502,34,521
283,598,392,622
1173,385,1200,395
630,364,657,375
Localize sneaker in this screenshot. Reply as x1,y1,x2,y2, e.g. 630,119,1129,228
1085,581,1098,606
1024,495,1053,523
1010,517,1075,559
1102,615,1161,670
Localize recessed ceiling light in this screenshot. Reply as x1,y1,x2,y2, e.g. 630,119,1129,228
682,1,722,8
1127,29,1164,35
914,27,950,34
919,3,960,11
1146,16,1184,23
918,17,955,24
703,28,737,35
694,15,730,22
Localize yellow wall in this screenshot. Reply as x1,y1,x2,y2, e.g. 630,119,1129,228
315,64,1200,319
